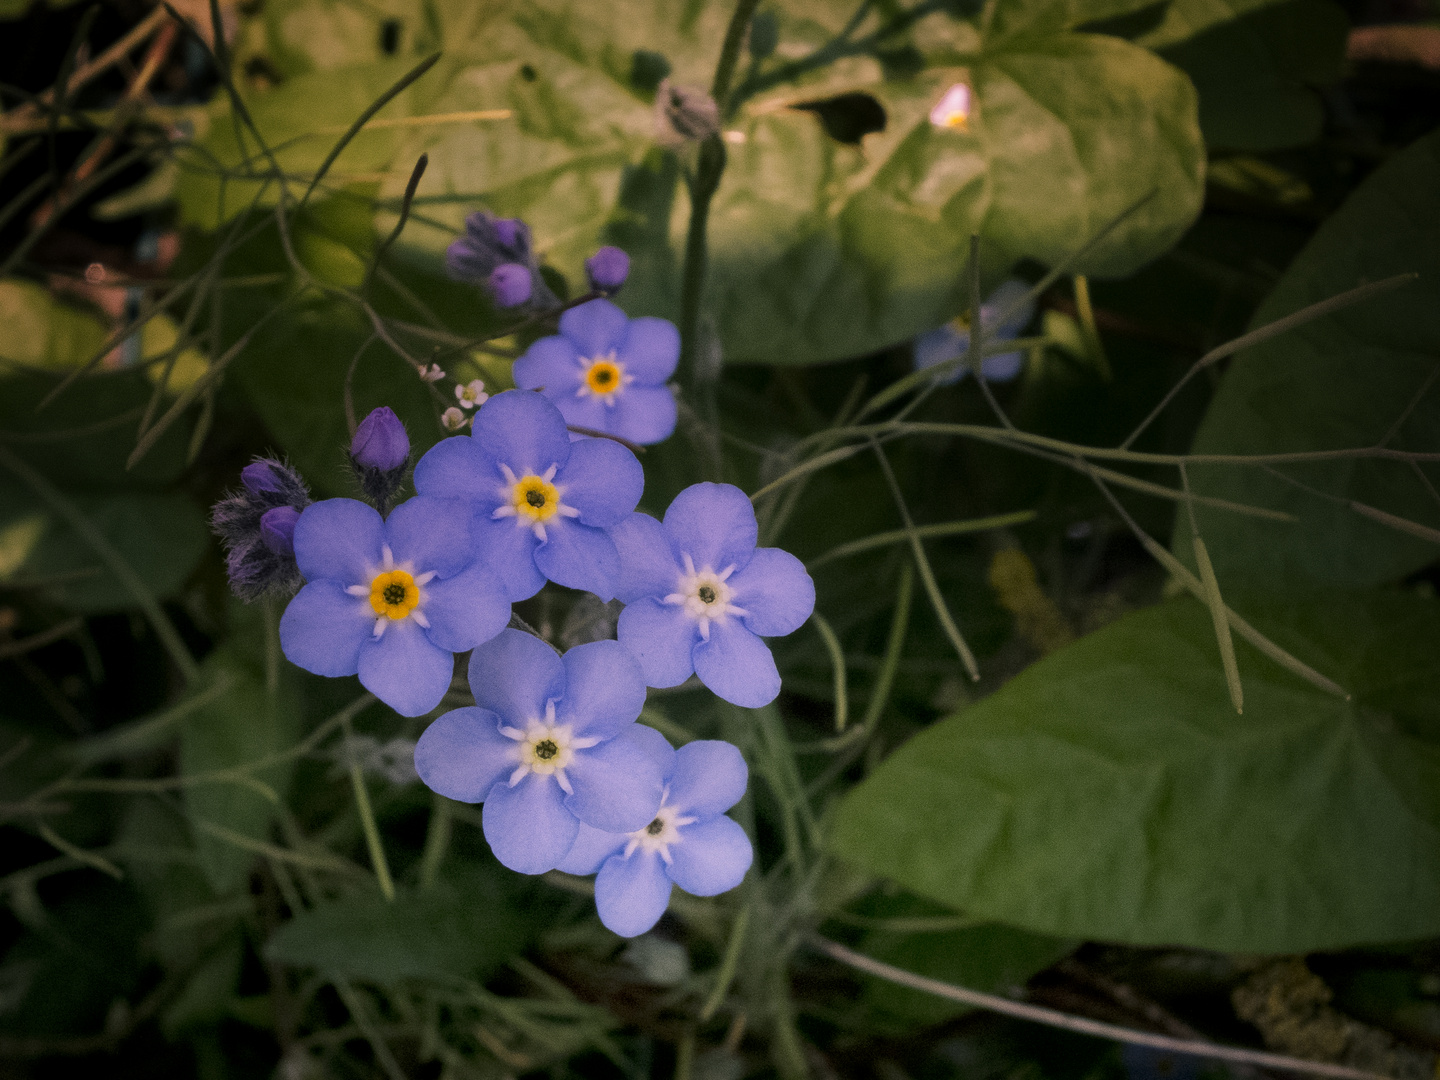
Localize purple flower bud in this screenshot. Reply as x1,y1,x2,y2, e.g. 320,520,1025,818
351,407,409,472
260,506,300,556
493,218,527,250
585,246,630,294
241,461,284,494
488,263,533,308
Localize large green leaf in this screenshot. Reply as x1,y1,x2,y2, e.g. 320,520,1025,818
264,866,535,984
1138,0,1347,151
0,483,208,614
1175,128,1440,590
829,591,1440,953
222,0,1201,364
180,647,300,894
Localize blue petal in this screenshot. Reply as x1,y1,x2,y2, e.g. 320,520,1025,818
557,822,627,876
471,390,572,477
513,334,581,398
468,627,563,724
618,316,679,384
551,392,608,435
612,386,678,446
483,774,578,874
385,496,475,579
556,437,643,527
617,598,697,688
412,434,496,504
692,620,780,708
420,562,510,653
610,513,681,603
595,849,672,937
666,740,748,818
914,324,970,386
565,725,667,833
534,520,620,600
357,618,455,717
279,581,372,677
557,639,648,740
667,816,753,897
559,298,628,357
293,499,384,584
472,513,545,602
729,547,815,638
661,483,757,574
980,350,1024,382
979,278,1035,339
414,707,516,802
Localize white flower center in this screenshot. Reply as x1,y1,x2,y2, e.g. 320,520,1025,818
663,554,748,640
498,701,600,795
490,463,580,541
344,544,437,640
622,800,696,865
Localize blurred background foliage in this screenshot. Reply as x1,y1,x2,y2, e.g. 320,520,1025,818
0,0,1438,1078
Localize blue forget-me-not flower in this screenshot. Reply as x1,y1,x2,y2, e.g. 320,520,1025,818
611,482,815,708
413,390,644,602
513,299,679,446
279,496,510,717
413,629,666,875
914,279,1035,384
560,737,753,937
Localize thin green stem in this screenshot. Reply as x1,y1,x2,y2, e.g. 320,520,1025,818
700,903,751,1022
341,713,395,901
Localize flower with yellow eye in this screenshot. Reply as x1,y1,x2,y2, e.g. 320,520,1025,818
279,495,509,717
414,629,665,876
414,390,644,603
514,298,679,445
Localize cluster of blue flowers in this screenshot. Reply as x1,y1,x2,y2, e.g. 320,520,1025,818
220,250,815,935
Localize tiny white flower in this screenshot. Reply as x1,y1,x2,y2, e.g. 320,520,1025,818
455,378,489,409
417,363,446,383
441,406,470,431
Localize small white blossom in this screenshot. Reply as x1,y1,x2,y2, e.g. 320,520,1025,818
441,406,470,431
455,379,489,409
416,363,446,383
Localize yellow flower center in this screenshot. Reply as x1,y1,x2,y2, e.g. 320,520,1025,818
584,357,624,396
369,569,419,619
512,474,560,522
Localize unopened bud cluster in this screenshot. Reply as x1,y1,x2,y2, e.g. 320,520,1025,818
211,458,311,600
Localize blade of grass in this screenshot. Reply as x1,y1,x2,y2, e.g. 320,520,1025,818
341,713,395,902
871,440,979,681
810,613,848,732
809,510,1036,567
1120,273,1417,450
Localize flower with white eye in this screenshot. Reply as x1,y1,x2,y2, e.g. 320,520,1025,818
414,629,665,876
413,390,644,602
611,482,815,709
279,496,509,717
915,279,1036,385
559,738,753,938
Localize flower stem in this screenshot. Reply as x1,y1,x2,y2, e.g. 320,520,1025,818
677,0,760,384
342,714,395,901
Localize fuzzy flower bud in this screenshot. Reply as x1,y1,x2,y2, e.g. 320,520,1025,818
241,460,285,494
585,246,630,295
211,457,311,601
488,263,533,308
260,505,300,556
351,407,409,472
654,79,720,147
